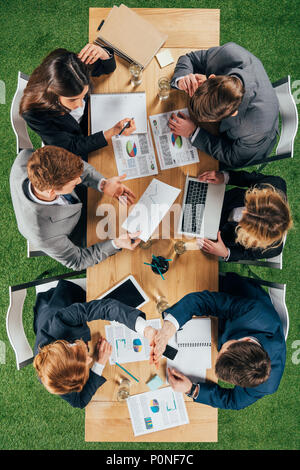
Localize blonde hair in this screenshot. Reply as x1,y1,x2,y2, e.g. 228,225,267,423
235,185,293,250
33,339,90,395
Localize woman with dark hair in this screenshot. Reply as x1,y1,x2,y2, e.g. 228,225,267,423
196,170,293,262
20,43,135,160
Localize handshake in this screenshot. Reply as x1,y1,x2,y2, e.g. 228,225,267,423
143,321,196,396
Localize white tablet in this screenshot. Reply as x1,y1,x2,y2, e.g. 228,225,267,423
97,275,149,309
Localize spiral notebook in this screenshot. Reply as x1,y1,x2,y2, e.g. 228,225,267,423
167,318,212,383
95,4,167,69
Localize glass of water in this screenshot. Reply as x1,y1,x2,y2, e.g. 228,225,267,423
129,63,143,86
156,296,170,314
158,77,171,100
174,240,186,255
117,378,131,401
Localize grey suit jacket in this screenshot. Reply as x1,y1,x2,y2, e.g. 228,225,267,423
10,149,119,270
171,42,279,168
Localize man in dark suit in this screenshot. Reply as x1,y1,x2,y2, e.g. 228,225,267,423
151,272,286,410
34,279,154,408
169,42,279,168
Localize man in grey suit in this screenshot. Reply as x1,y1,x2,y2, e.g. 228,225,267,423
169,42,279,168
10,145,141,270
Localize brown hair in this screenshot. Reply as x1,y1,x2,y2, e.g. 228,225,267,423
20,48,91,115
215,340,271,388
236,185,293,250
33,339,90,395
27,145,84,191
188,75,245,123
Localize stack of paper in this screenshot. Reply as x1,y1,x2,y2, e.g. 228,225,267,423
122,178,181,242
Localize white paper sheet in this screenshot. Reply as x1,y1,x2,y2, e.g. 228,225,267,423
127,387,189,436
111,124,158,180
149,108,199,169
122,178,181,242
105,318,161,365
90,92,147,134
167,318,212,383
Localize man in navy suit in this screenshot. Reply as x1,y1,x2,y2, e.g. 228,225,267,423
151,272,286,410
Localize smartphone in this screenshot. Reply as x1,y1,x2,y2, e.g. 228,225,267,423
162,344,178,360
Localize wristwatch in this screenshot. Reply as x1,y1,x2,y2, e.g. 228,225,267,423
186,383,197,398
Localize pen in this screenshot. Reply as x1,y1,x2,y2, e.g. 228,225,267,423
115,362,139,382
97,20,105,31
118,118,134,136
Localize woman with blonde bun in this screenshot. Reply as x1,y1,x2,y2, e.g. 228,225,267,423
196,170,292,261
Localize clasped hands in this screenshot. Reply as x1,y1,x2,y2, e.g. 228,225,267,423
143,322,193,395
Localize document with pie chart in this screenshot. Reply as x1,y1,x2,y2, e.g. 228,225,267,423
105,318,161,365
111,124,158,180
149,108,199,170
127,387,189,437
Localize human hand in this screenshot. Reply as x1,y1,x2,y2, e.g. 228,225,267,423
78,43,110,64
198,171,225,185
96,338,112,365
104,118,136,141
168,112,196,138
150,321,177,368
144,326,157,366
167,367,192,393
114,231,141,250
197,231,229,258
102,174,136,206
177,73,207,97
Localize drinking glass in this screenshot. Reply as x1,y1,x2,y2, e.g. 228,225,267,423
156,295,170,314
129,63,143,86
117,378,131,401
158,77,171,100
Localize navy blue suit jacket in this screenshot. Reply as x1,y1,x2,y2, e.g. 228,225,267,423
34,280,145,408
164,273,286,410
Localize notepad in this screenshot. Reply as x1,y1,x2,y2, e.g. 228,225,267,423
167,318,212,383
95,4,168,69
90,92,147,135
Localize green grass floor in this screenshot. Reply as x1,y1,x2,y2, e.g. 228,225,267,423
0,0,299,450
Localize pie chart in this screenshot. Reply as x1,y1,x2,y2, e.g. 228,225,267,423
133,338,143,353
171,133,183,149
150,399,160,413
126,140,137,157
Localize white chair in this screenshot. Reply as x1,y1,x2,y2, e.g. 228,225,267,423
6,271,86,370
11,72,46,258
229,75,298,170
226,233,287,270
10,71,34,153
220,273,289,341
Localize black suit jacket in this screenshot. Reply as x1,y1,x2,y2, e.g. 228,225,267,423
221,171,287,261
22,50,116,160
33,279,145,408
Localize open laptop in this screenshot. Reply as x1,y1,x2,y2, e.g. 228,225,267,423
177,175,225,239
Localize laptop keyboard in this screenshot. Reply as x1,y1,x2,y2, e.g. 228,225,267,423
181,180,208,234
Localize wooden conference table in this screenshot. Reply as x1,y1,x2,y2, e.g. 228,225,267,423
85,8,220,442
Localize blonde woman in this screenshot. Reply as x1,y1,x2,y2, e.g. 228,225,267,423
197,170,292,261
33,279,155,408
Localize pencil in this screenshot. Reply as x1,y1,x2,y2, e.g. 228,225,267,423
115,362,139,383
